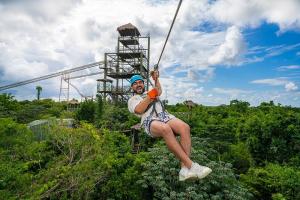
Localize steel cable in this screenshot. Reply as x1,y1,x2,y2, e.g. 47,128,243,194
156,0,183,69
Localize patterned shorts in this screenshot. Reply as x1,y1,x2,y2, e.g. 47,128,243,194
142,112,175,137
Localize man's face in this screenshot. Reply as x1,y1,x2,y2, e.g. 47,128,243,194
131,80,145,94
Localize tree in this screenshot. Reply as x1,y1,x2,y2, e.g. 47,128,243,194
95,94,103,121
230,99,250,113
0,93,20,118
75,100,96,123
237,107,300,165
241,163,300,200
15,99,66,123
36,86,42,100
222,142,254,174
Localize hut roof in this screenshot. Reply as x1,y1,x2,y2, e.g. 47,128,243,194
117,23,141,37
184,100,197,107
69,98,79,105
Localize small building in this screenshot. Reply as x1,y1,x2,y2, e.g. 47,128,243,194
184,100,197,109
68,98,80,111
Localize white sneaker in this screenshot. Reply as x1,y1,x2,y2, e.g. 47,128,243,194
179,167,198,181
190,162,212,179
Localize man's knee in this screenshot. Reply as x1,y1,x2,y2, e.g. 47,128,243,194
185,123,190,132
160,124,173,137
181,122,190,136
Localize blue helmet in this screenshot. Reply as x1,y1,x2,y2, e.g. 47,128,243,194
129,75,144,86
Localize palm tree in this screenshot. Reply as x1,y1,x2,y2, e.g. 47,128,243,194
36,86,42,100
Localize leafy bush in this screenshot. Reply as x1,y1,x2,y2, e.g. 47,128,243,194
238,107,300,165
241,163,300,200
0,119,144,199
0,118,50,199
137,138,253,200
96,103,139,131
0,93,20,119
15,99,66,123
75,100,96,123
222,142,254,174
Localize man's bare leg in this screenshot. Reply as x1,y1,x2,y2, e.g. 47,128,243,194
150,120,192,168
167,118,191,167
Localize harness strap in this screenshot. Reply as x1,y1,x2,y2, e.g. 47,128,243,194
145,98,165,118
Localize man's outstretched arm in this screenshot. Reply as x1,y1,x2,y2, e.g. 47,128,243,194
134,96,153,114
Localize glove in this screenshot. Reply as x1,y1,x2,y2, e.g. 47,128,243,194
147,88,158,99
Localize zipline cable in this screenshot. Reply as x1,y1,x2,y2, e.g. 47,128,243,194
148,0,183,88
147,0,183,116
156,0,183,70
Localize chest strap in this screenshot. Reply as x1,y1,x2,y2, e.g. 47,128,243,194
145,98,166,117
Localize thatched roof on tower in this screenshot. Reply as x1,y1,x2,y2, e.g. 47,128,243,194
117,23,141,37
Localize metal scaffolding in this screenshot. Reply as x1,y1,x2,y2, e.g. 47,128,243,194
97,23,150,103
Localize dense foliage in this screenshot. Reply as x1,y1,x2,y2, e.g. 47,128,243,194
0,94,66,123
0,94,299,199
138,138,252,200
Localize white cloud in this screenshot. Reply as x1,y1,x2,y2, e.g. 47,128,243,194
0,0,81,23
213,87,251,94
200,87,300,107
285,82,298,91
208,0,300,32
251,78,298,92
277,65,300,71
251,78,288,86
160,76,201,104
208,26,246,66
252,91,300,106
187,68,215,82
208,0,263,28
168,85,300,107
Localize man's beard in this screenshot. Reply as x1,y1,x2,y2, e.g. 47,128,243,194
134,86,145,94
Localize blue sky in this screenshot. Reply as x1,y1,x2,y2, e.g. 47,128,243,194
214,23,300,89
0,0,300,106
205,23,300,106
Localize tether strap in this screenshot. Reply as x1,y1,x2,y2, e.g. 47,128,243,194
145,98,165,117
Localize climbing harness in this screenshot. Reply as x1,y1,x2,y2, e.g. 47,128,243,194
145,97,166,117
142,97,175,138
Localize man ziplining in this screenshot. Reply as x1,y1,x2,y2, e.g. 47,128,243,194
128,71,212,181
